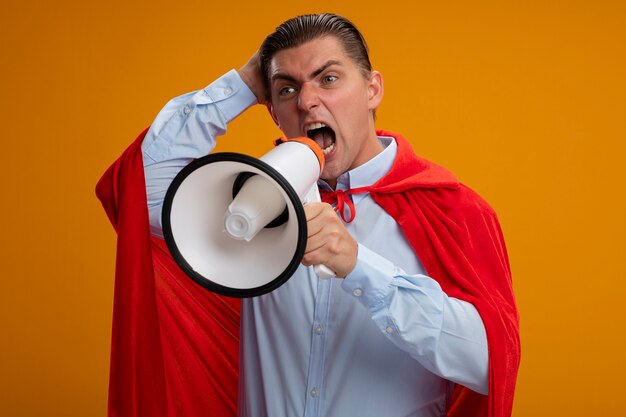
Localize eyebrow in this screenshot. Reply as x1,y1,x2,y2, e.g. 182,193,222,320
271,60,343,84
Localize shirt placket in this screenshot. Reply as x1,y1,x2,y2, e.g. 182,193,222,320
303,273,333,417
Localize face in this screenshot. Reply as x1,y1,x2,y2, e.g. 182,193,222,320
267,36,384,187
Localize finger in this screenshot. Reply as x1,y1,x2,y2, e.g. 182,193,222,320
303,221,346,263
302,234,357,277
302,223,338,266
304,230,330,257
304,203,335,238
303,202,330,221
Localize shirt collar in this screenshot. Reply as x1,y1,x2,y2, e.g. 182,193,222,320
319,136,397,204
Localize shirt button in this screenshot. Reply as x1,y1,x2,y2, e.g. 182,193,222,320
310,388,318,397
386,326,394,334
183,105,191,115
224,87,233,95
353,288,363,297
315,325,323,335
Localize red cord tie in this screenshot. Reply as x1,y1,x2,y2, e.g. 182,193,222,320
320,186,371,223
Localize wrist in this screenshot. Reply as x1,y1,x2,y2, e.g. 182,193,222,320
238,60,267,104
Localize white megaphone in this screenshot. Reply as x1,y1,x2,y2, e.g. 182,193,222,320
162,136,336,298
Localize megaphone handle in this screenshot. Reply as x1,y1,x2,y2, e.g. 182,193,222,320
314,264,336,279
304,184,337,279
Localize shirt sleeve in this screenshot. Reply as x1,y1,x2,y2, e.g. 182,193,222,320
341,244,489,395
142,69,257,238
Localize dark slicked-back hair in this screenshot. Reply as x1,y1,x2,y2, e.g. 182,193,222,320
259,14,372,98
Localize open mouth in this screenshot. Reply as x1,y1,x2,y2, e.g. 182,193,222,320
306,122,336,155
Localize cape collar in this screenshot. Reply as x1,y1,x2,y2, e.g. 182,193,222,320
320,130,459,222
372,130,459,193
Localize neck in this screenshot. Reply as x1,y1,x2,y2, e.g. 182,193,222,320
322,133,386,190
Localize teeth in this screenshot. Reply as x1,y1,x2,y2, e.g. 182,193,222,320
305,122,327,132
305,122,334,156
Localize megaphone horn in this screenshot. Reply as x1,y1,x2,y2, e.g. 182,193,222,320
162,137,336,298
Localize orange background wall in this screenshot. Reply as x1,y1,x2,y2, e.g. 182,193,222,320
1,1,624,416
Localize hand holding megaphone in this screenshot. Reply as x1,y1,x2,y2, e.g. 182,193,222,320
299,185,338,280
301,201,358,279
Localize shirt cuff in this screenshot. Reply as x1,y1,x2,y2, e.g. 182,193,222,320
341,244,398,310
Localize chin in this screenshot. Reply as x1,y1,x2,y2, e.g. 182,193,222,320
320,166,343,185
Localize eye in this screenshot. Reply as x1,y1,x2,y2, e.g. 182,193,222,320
278,86,296,97
322,75,338,84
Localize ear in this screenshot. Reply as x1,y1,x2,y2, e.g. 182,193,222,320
267,103,280,128
367,71,384,111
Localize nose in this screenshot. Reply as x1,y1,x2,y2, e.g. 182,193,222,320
297,82,319,111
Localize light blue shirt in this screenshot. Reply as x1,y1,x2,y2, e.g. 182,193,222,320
142,70,489,417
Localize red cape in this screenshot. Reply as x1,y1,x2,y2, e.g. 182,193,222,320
96,129,240,417
97,129,519,417
369,130,520,417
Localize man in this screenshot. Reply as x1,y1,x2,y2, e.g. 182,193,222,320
98,13,520,417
